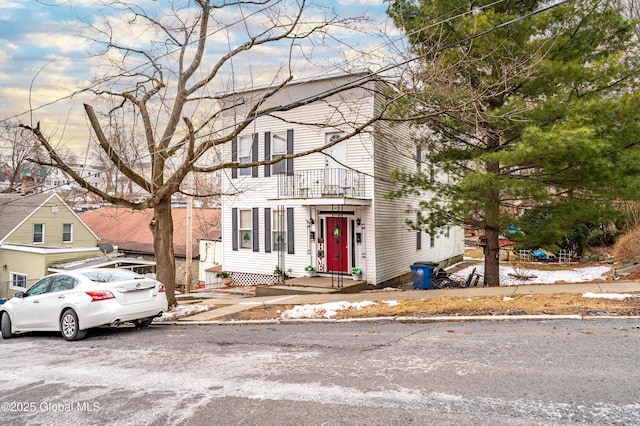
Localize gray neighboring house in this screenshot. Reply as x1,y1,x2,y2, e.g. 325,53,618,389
0,192,100,298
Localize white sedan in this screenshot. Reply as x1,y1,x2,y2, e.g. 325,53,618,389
0,268,168,341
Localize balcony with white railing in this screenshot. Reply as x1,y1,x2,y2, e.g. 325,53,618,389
276,169,367,200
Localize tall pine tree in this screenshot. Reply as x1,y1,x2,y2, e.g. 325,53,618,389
385,0,640,285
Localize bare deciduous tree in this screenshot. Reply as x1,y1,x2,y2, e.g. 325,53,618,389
20,0,385,306
0,120,45,194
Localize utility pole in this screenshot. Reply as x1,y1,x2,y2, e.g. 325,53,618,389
185,178,193,294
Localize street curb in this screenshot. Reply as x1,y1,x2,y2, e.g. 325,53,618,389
150,313,640,327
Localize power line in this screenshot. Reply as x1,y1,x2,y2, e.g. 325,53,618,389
2,0,574,207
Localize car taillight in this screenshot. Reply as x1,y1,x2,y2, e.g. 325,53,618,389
86,291,115,302
158,283,165,293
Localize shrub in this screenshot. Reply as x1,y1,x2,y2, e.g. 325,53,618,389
612,226,640,264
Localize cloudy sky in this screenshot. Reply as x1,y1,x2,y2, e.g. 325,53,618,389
0,0,397,153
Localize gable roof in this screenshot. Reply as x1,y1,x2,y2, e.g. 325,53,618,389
80,206,221,258
0,192,98,243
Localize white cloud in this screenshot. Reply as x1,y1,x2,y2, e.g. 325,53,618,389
0,1,23,9
25,33,88,53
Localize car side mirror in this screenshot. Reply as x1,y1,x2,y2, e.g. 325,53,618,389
14,292,25,298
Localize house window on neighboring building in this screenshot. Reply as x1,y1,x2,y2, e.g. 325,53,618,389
417,230,422,250
62,223,73,242
271,131,287,175
416,145,422,173
238,135,253,177
430,233,435,248
33,223,44,244
10,272,27,290
239,209,252,249
272,209,287,252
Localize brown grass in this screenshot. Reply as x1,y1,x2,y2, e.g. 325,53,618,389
217,292,640,321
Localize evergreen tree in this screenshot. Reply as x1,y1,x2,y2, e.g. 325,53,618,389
385,0,640,285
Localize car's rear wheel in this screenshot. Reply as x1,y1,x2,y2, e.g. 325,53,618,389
1,312,14,339
60,309,87,341
135,318,154,329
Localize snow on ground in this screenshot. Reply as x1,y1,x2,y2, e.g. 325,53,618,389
453,263,611,286
277,263,621,320
163,263,629,321
582,292,639,300
157,304,210,321
280,301,377,319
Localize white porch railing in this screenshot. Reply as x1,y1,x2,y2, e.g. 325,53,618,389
277,169,366,199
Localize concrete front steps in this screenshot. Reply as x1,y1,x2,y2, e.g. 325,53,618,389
255,275,366,297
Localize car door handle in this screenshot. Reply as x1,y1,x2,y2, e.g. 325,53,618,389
33,300,40,304
58,295,65,299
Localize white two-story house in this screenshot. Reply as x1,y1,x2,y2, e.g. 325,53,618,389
220,71,464,287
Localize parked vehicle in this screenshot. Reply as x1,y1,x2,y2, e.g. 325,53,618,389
0,268,167,341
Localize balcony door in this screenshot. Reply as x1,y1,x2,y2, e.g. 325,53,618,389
326,216,349,273
323,133,347,195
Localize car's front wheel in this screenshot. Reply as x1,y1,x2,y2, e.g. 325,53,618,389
1,312,14,339
60,309,87,341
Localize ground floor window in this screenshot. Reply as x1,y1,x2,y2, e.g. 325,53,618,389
10,272,27,289
273,209,287,252
239,209,252,249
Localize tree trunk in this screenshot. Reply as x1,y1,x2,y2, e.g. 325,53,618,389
483,218,500,287
149,197,177,307
484,139,501,287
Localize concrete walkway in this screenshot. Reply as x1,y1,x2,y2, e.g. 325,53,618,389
171,281,640,323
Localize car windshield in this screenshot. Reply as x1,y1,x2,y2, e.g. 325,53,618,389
81,269,144,283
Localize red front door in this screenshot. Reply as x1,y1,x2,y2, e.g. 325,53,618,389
326,217,348,273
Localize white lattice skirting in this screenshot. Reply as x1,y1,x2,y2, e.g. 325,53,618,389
230,272,279,286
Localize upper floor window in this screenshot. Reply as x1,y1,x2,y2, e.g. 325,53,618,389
264,130,293,178
33,223,44,244
238,135,253,177
62,223,73,242
271,131,287,175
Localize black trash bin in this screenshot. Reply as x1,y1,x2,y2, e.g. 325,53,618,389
410,262,439,290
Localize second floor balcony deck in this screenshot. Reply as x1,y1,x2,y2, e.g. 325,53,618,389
276,169,367,200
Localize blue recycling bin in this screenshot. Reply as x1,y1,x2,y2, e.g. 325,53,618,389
410,262,438,290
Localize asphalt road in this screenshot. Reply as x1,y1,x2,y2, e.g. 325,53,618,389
1,319,640,425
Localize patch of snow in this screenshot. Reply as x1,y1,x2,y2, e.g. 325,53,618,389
385,300,400,307
157,304,210,321
280,301,377,319
454,264,611,286
503,297,515,301
582,292,638,300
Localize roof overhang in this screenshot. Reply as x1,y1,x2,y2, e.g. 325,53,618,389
0,244,101,255
48,255,156,272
